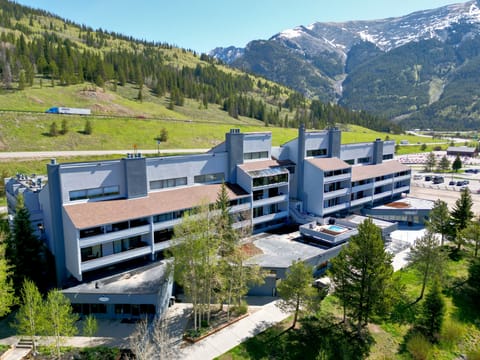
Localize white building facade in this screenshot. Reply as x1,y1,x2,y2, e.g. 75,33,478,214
6,126,410,317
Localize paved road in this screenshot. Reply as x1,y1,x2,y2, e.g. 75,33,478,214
0,149,209,160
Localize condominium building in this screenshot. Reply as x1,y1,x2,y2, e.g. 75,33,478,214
5,125,410,318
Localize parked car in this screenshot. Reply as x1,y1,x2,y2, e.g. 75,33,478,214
456,181,464,186
463,180,470,185
425,176,432,181
413,174,423,180
449,180,456,186
433,176,444,184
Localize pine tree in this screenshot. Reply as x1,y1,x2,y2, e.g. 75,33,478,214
60,119,68,135
427,199,450,246
49,121,58,137
329,218,394,334
424,152,436,172
84,119,93,135
437,155,451,173
407,231,446,303
452,155,462,172
0,235,15,318
7,195,45,292
450,188,474,250
418,281,445,343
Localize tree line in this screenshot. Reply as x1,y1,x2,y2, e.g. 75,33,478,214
0,0,400,133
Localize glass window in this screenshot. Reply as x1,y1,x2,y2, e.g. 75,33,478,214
103,185,120,196
69,190,87,201
87,187,103,199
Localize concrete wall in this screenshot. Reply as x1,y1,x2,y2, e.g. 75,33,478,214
63,211,81,281
146,153,228,187
303,161,325,215
59,160,125,204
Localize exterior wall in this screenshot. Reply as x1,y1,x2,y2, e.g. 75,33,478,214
63,210,81,281
146,153,228,188
243,132,272,155
303,161,325,215
60,160,126,204
340,143,374,164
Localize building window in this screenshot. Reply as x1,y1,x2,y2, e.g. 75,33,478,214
243,151,268,160
69,185,120,201
252,173,288,187
383,154,394,160
306,149,327,157
150,177,187,190
358,157,370,164
345,159,355,165
253,207,264,218
194,172,225,184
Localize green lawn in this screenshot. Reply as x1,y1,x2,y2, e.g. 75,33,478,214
218,246,480,360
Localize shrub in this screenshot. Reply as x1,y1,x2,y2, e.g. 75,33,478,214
440,319,465,349
467,349,480,360
231,301,248,316
406,332,432,360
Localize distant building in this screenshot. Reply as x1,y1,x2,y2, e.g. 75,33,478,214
6,126,411,318
446,146,478,158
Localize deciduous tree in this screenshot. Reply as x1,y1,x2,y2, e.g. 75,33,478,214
277,260,321,328
43,289,78,358
459,219,480,257
14,279,44,353
424,152,436,172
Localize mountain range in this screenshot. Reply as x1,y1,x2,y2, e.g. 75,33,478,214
211,1,480,130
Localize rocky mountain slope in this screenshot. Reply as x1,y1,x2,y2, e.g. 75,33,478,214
211,1,480,129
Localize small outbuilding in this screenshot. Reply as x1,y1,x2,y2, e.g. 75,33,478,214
446,146,478,158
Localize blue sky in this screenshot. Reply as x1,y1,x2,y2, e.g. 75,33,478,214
15,0,462,53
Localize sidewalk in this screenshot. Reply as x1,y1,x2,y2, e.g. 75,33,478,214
176,299,289,360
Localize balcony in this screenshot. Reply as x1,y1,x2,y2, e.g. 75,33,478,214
81,246,151,272
351,183,373,192
350,197,371,207
323,173,350,184
79,225,150,247
252,194,288,207
252,210,288,225
374,178,393,187
394,174,411,182
322,202,349,215
392,185,410,194
153,218,182,232
154,239,174,252
323,188,349,200
373,190,393,201
230,202,251,213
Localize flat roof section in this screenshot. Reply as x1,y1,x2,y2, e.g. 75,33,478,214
238,159,283,172
351,160,409,182
64,183,249,229
306,157,350,171
244,232,332,269
62,260,171,295
370,196,435,211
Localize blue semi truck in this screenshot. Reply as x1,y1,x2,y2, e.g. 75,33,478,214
45,107,91,115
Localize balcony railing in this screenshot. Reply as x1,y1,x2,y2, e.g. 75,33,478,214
252,194,288,207
323,188,349,200
79,225,150,247
81,246,151,272
252,210,288,225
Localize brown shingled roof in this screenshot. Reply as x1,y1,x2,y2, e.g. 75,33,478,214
238,159,282,172
351,160,409,182
64,183,248,229
306,157,350,171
